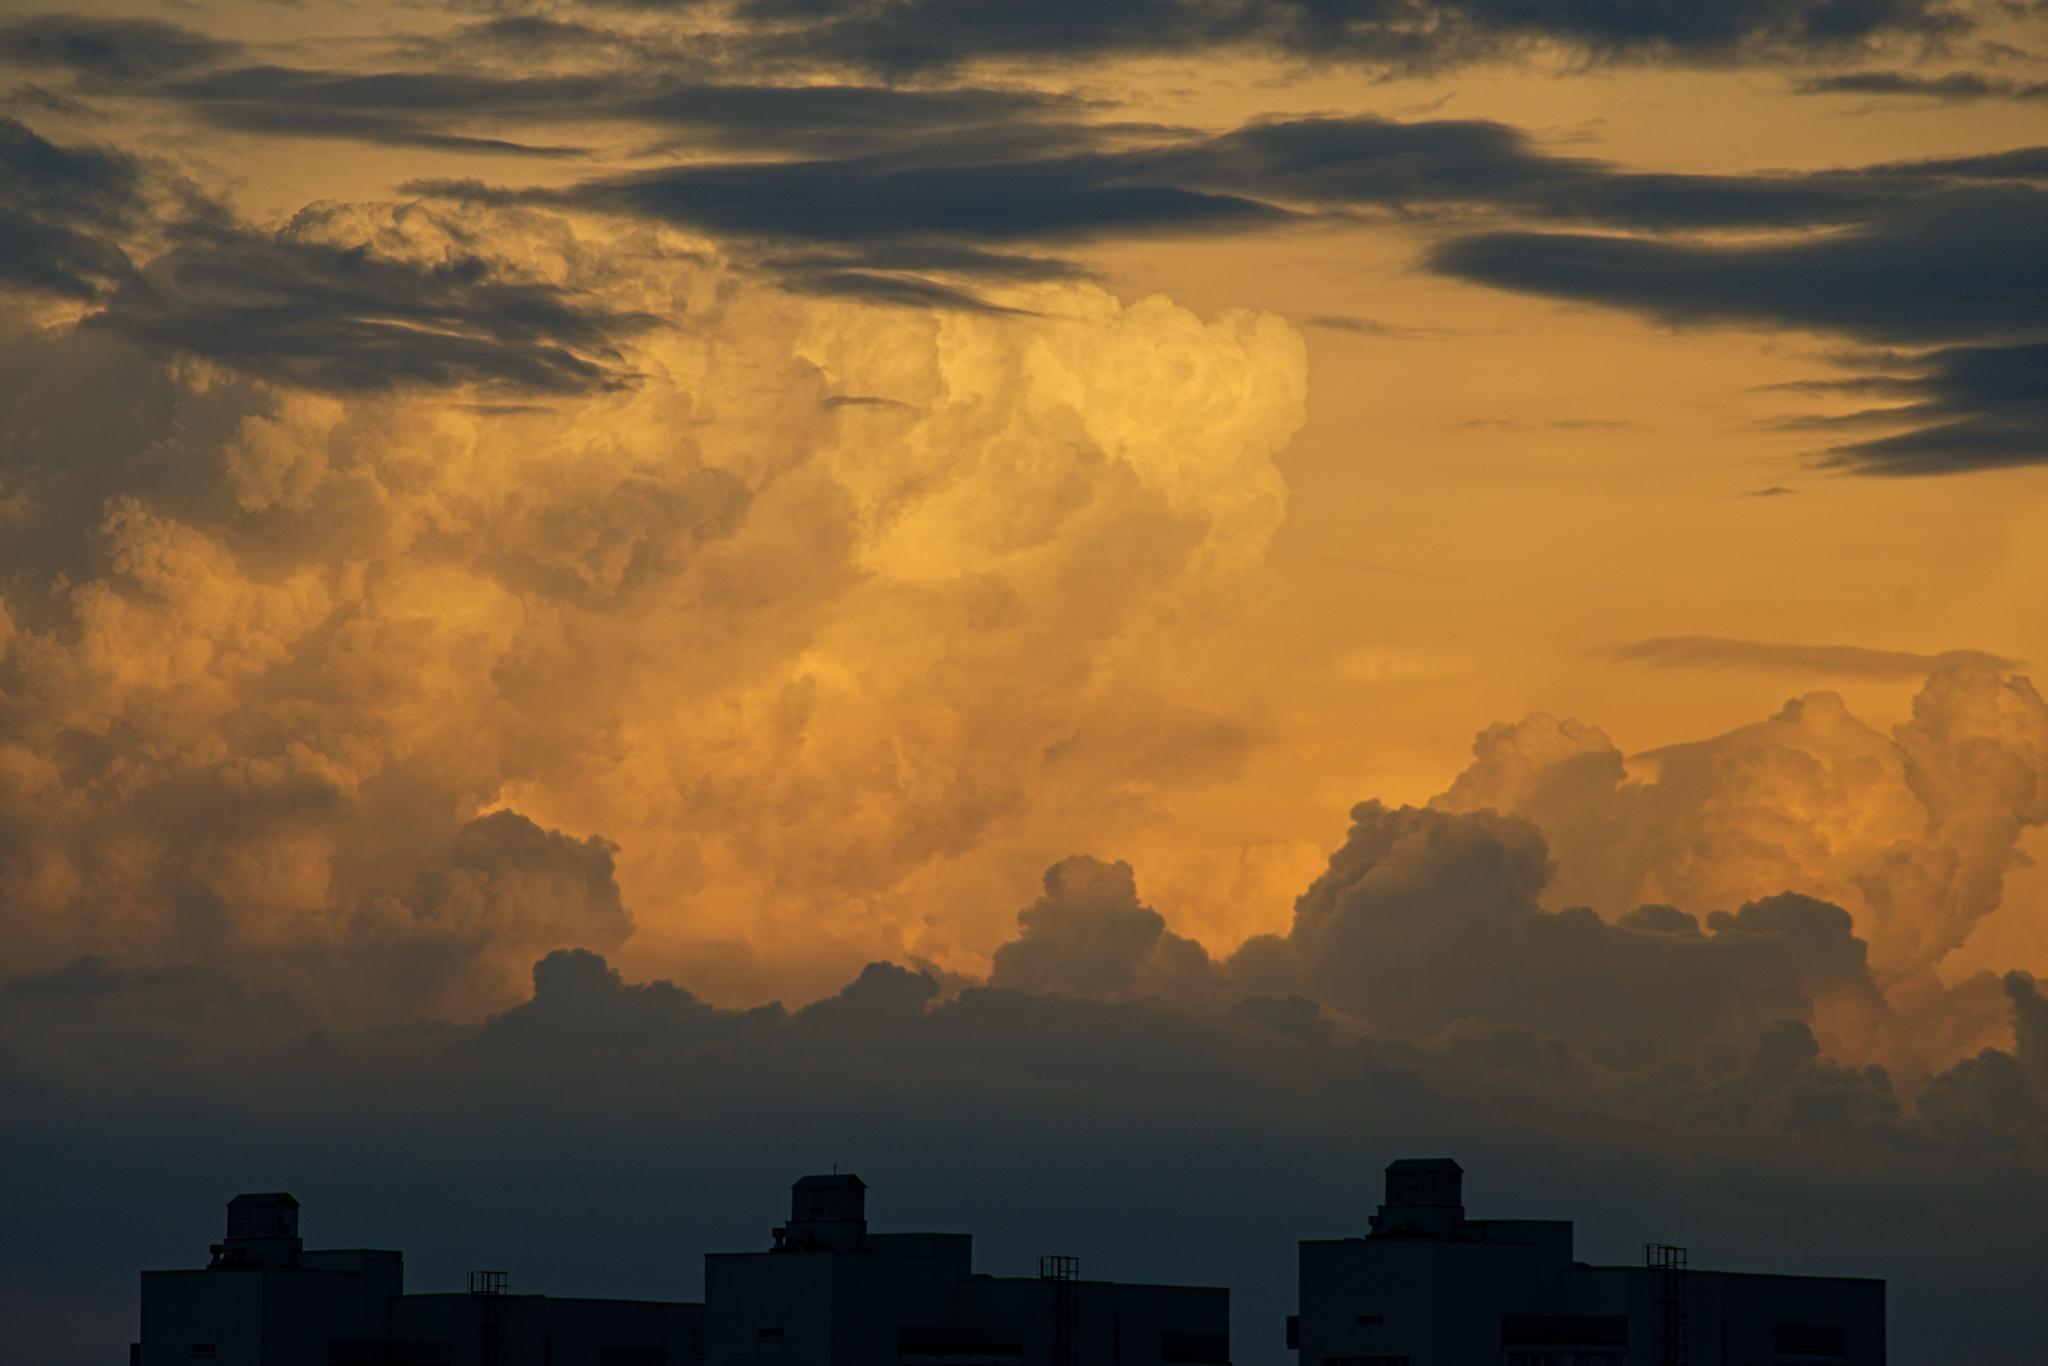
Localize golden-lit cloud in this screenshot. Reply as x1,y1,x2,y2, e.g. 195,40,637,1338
0,200,1306,1013
6,6,2048,1359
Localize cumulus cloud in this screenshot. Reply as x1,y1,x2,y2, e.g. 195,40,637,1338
1432,668,2048,985
0,190,1307,1012
989,856,1212,999
10,899,2048,1364
1235,802,1890,1068
10,642,2048,1362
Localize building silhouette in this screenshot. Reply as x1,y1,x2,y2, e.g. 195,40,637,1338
137,1192,699,1366
135,1177,1231,1366
709,1173,1227,1366
1286,1159,1884,1366
135,1162,1887,1366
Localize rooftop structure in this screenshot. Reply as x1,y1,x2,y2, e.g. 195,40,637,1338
710,1175,1230,1366
136,1196,701,1366
1289,1158,1884,1366
134,1177,1231,1366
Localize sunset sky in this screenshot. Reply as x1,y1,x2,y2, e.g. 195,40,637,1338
4,0,2048,1360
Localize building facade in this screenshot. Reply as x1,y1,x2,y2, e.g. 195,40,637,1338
137,1193,702,1366
1288,1159,1884,1366
706,1173,1231,1366
135,1177,1231,1366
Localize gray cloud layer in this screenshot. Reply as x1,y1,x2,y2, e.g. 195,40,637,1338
1604,636,2023,677
1,117,656,393
9,804,2048,1363
573,0,1967,73
5,9,2043,469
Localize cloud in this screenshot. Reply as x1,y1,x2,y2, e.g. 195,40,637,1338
1428,189,2048,342
0,16,235,82
785,270,1036,312
1259,800,1888,1068
140,64,1095,161
0,116,141,301
88,205,661,395
21,15,2019,469
1796,69,2048,101
0,120,663,395
5,10,2034,476
578,0,1968,74
2007,972,2048,1087
989,856,1212,999
10,868,2048,1364
1427,179,2048,471
534,154,1289,249
1603,635,2023,677
1812,340,2048,475
1433,668,2048,985
0,206,1309,1010
393,114,2044,462
7,596,2048,1364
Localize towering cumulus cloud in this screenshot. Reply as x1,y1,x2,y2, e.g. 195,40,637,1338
0,190,1306,1017
1433,667,2048,983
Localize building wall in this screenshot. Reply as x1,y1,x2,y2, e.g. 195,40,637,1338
1298,1245,1887,1366
1296,1232,1575,1366
383,1291,550,1366
545,1296,707,1366
1717,1272,1885,1366
1103,1282,1231,1366
706,1249,839,1366
139,1267,395,1366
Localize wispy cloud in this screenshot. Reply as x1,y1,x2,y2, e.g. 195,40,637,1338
1601,636,2022,677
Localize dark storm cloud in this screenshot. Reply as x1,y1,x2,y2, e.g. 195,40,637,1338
1603,636,2024,676
1234,802,1893,1069
787,270,1036,312
149,66,602,157
989,857,1213,998
0,115,140,301
1814,341,2048,474
83,55,1092,160
417,111,2025,272
9,927,2048,1362
1128,114,1920,229
0,16,235,82
0,116,655,395
88,219,659,394
9,729,2048,1362
572,0,1967,74
409,146,1283,298
1428,189,2048,341
761,243,1082,282
1796,69,2048,101
390,99,2046,471
1427,181,2048,472
409,111,1912,287
563,154,1289,244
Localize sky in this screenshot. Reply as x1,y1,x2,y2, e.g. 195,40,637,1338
2,0,2048,1361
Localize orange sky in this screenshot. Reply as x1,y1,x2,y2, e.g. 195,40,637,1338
3,0,2047,1015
